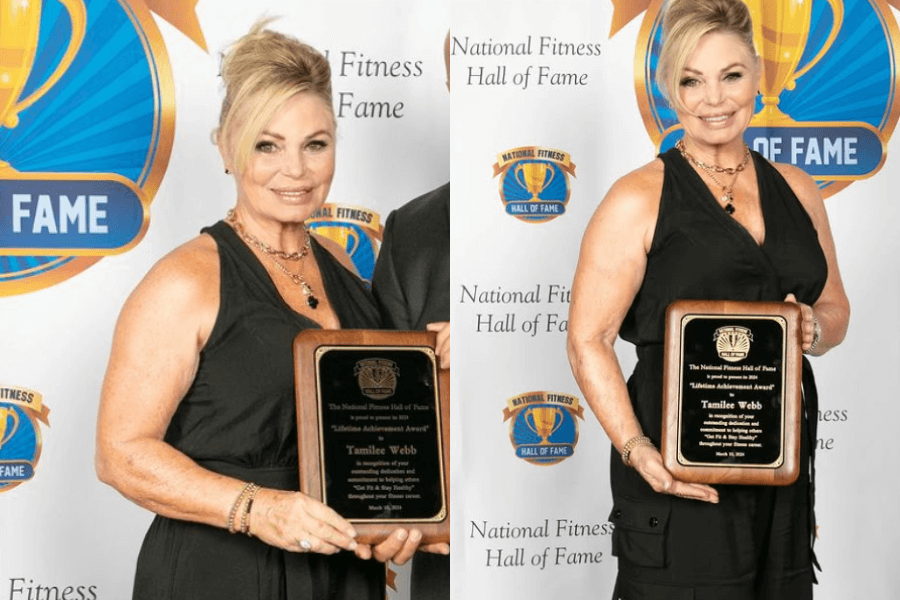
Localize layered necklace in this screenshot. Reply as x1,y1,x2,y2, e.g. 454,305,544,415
675,139,750,215
226,210,319,309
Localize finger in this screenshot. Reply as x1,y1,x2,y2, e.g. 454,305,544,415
301,496,358,540
295,535,341,555
784,293,797,304
354,543,373,561
420,542,450,555
670,481,719,503
305,517,359,551
372,528,411,563
426,321,449,332
390,529,423,565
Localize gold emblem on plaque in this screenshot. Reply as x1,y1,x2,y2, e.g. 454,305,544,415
354,359,399,400
713,326,754,362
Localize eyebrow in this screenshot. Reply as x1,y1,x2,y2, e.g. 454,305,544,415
259,129,333,140
683,62,746,75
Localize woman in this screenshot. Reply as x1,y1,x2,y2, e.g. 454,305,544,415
96,24,421,599
567,0,850,598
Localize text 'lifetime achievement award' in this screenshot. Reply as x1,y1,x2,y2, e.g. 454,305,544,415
661,300,803,485
294,330,449,544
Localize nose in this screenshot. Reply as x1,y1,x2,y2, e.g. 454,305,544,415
705,80,724,105
281,149,307,178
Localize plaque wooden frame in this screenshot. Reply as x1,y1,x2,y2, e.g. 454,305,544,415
662,300,802,486
294,329,449,545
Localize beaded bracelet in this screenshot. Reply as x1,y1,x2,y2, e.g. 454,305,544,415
227,482,254,534
240,484,261,536
621,435,654,467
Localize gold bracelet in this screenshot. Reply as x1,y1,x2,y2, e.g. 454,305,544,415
241,484,261,536
227,482,253,534
621,435,654,467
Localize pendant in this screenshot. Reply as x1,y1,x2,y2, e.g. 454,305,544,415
725,203,736,215
301,283,319,309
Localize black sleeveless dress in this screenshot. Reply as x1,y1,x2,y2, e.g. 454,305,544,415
132,221,384,600
609,149,826,600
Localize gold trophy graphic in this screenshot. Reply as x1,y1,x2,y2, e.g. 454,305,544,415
0,406,20,452
514,162,555,201
0,0,87,170
747,0,843,124
524,406,563,446
315,225,360,258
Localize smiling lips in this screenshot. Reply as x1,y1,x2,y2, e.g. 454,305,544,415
701,113,731,123
272,187,312,200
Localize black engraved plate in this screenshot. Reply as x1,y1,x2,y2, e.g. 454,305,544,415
316,347,444,521
678,316,784,466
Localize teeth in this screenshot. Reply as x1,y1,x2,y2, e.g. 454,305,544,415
703,115,728,122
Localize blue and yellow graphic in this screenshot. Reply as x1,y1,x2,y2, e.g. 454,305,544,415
503,391,584,466
0,0,206,295
493,147,576,223
0,385,50,493
307,202,383,283
613,0,900,197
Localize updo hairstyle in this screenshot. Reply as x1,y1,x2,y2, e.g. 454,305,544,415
216,20,333,172
655,0,756,112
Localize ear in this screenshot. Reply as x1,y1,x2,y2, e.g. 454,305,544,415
214,128,233,174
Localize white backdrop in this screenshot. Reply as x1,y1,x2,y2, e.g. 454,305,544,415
0,1,447,599
452,1,900,599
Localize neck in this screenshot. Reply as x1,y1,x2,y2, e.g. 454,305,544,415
680,137,747,169
229,208,309,254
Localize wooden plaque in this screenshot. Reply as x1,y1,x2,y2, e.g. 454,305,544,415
294,329,449,545
662,300,802,486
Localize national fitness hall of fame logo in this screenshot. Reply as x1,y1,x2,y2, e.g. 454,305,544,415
503,391,584,466
307,202,383,282
493,147,576,223
0,0,206,295
608,0,900,197
0,385,50,493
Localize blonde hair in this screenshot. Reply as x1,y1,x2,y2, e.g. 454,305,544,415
656,0,756,113
216,19,333,172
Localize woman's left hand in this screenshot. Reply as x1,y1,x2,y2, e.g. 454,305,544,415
427,322,450,369
784,293,817,352
353,528,424,564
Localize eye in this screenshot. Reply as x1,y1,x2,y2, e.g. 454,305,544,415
255,140,278,153
306,139,330,152
724,71,744,82
679,77,699,88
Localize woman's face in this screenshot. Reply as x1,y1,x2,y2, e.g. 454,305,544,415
230,92,336,228
676,31,759,151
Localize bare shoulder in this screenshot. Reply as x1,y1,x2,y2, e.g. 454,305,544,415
121,234,220,338
772,162,823,210
603,158,664,213
311,232,358,275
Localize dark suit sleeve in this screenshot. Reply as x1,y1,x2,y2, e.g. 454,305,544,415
371,211,412,330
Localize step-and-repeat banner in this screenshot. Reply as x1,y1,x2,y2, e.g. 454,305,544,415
453,1,899,599
0,1,447,598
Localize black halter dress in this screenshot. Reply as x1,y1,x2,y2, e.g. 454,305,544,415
132,221,384,600
609,148,826,600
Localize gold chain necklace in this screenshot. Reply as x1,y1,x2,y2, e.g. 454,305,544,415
225,210,319,309
675,139,750,215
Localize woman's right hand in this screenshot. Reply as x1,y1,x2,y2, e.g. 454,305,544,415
629,444,719,503
249,489,360,554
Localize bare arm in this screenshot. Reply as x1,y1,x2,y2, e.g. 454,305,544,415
95,237,360,555
567,163,718,502
776,164,851,355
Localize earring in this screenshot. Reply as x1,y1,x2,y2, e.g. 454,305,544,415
224,168,231,174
